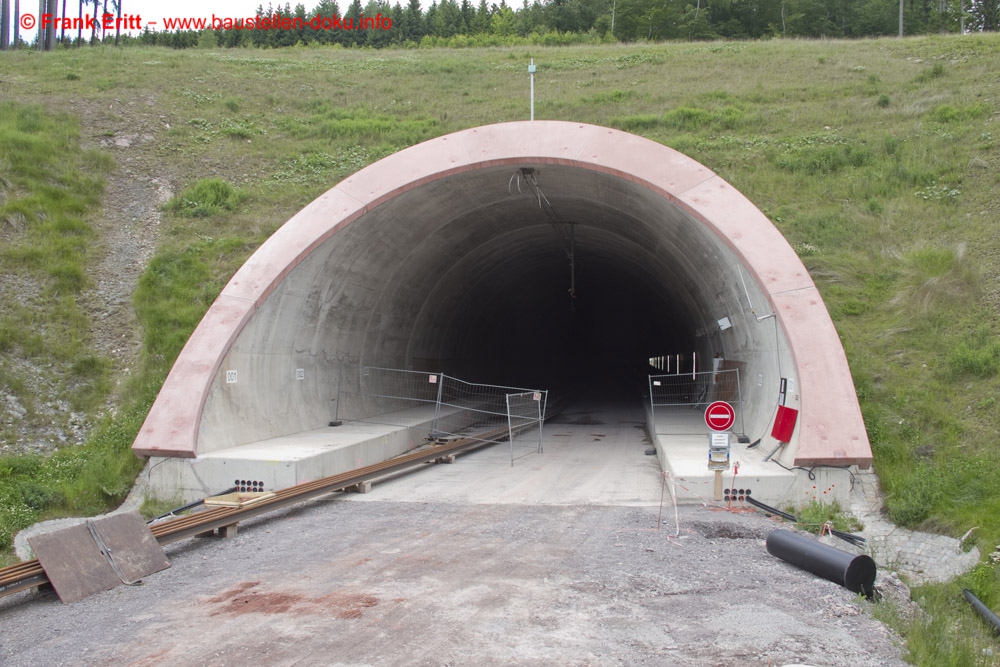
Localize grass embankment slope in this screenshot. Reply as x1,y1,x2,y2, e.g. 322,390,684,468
1,36,999,664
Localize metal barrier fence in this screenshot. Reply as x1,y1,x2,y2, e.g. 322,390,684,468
335,365,547,464
506,391,547,464
648,368,743,435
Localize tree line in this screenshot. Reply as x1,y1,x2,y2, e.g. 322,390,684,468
1,0,127,50
1,0,998,51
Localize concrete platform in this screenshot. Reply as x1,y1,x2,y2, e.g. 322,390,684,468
146,405,460,503
146,395,847,508
648,404,852,507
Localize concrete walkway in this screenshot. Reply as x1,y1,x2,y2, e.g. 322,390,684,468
348,399,666,507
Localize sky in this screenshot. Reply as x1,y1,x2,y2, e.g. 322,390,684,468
14,0,307,43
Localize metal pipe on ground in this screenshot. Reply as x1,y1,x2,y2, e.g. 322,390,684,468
766,528,876,599
963,589,1000,636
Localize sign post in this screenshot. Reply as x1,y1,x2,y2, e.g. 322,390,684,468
705,401,734,497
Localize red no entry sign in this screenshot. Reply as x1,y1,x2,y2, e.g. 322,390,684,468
705,401,736,431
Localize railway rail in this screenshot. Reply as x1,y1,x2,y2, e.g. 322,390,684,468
0,404,561,601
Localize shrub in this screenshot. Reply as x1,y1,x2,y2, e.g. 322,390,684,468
163,178,245,217
928,103,990,124
885,463,941,526
948,341,1000,378
795,500,863,534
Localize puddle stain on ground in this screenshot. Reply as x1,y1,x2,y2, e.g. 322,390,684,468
206,581,381,619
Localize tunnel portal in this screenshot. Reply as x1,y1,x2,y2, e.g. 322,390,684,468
133,122,871,491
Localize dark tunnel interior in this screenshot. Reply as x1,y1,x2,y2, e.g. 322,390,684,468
453,252,699,397
399,189,709,402
375,165,728,403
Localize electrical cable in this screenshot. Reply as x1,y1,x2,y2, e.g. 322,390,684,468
728,462,739,509
87,519,142,586
735,263,787,455
745,495,865,546
147,486,238,523
511,168,577,314
746,495,797,522
766,458,857,490
659,471,681,537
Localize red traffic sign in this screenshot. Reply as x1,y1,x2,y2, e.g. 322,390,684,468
705,401,736,431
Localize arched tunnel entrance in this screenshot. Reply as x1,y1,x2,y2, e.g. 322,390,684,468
133,121,871,504
396,165,706,395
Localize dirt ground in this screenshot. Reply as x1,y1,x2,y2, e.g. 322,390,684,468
0,457,907,666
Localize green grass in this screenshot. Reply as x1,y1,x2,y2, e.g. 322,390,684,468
0,102,120,547
794,500,864,534
162,178,246,217
0,36,999,663
0,102,111,298
134,235,260,363
874,563,1000,666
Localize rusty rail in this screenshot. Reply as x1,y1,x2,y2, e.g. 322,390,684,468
0,560,48,597
150,427,507,544
0,409,555,600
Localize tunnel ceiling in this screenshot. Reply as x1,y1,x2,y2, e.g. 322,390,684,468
359,164,717,385
133,121,873,469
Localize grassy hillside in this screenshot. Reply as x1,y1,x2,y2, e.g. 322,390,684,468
0,36,999,663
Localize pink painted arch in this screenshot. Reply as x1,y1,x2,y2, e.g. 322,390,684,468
132,121,872,469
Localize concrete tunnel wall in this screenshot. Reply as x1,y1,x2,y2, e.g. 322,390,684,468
132,121,872,469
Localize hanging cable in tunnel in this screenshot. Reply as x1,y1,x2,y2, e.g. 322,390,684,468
737,265,776,323
509,167,577,315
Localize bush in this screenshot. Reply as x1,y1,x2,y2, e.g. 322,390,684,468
928,103,990,124
795,500,863,533
948,327,1000,378
17,480,64,510
885,463,941,526
163,178,245,217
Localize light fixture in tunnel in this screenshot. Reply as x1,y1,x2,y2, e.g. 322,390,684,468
718,317,732,332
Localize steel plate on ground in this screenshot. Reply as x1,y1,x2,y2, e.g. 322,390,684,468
28,511,170,603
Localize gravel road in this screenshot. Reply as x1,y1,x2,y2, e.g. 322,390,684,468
0,489,906,667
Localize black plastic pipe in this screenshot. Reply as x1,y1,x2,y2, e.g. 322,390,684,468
964,589,1000,636
766,528,877,598
746,495,797,522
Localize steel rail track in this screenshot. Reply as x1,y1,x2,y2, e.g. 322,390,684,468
0,560,47,597
0,406,560,600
